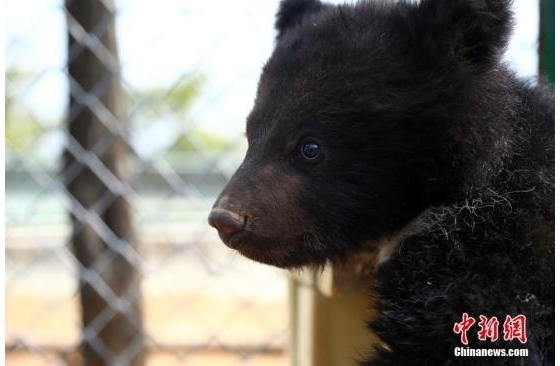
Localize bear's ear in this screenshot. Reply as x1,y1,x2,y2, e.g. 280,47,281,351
275,0,325,39
411,0,513,69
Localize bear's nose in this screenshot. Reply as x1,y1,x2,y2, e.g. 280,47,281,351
208,208,246,241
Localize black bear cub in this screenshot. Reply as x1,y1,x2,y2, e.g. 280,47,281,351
208,0,554,364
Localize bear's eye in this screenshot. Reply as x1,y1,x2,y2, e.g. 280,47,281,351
299,139,323,162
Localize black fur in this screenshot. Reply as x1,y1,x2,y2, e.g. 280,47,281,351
209,0,554,364
275,0,327,39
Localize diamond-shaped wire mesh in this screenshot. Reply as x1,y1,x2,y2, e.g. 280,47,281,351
6,0,289,365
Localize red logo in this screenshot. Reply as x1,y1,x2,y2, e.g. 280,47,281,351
503,315,527,344
477,315,500,342
453,313,527,345
453,313,476,345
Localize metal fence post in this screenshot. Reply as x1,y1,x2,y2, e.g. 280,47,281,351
64,0,145,364
539,0,555,85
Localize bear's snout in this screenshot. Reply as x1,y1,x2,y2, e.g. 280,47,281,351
208,208,246,246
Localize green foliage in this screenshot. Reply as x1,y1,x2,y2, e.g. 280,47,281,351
5,67,235,157
132,73,204,124
5,68,45,152
133,72,237,154
169,130,235,153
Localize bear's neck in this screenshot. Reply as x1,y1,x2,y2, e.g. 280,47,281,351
439,68,548,204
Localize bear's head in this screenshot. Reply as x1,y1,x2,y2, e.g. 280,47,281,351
208,0,513,268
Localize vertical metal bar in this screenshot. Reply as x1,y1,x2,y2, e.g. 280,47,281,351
539,0,555,85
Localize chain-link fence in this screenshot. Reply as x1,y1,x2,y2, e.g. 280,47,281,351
6,0,289,365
